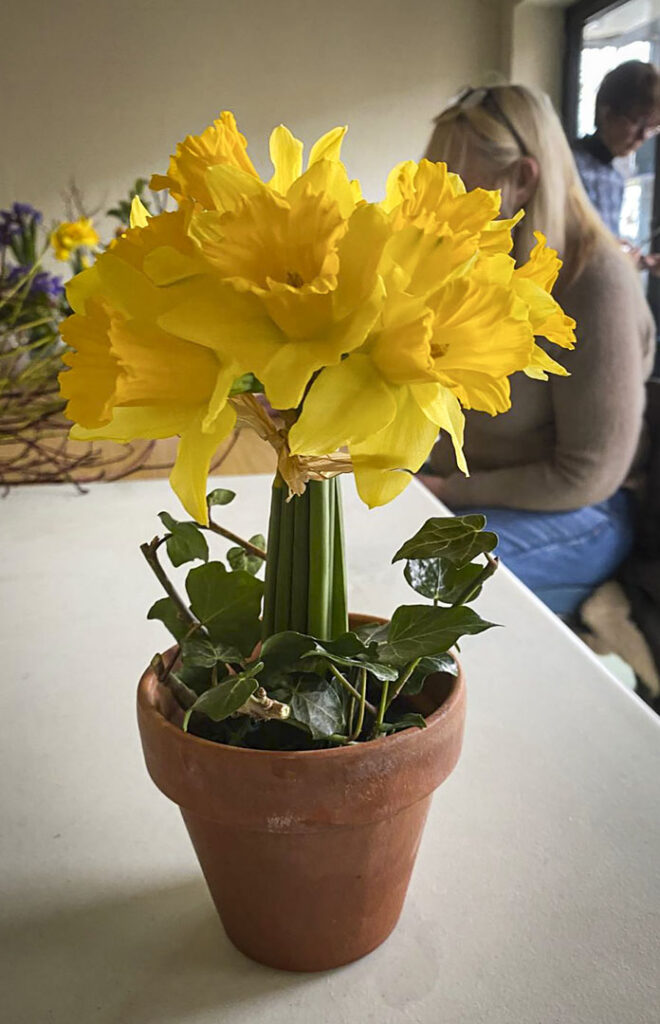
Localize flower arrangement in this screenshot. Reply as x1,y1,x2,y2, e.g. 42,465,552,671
0,184,185,487
58,111,575,748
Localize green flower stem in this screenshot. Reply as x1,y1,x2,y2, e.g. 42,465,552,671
307,479,331,639
351,666,368,741
261,478,283,639
330,477,348,637
262,475,349,642
290,492,310,633
328,663,377,716
274,487,295,634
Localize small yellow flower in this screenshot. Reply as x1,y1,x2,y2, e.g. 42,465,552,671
50,218,99,261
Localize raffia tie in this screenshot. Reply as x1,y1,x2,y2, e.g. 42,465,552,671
230,393,353,497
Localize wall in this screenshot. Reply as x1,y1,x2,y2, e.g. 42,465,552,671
509,0,566,108
0,0,509,229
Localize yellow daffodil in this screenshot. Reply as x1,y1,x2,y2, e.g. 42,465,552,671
59,210,242,523
50,218,99,261
144,120,382,410
60,115,577,516
150,111,259,208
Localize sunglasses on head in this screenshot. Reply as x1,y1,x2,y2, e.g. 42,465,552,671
448,86,530,158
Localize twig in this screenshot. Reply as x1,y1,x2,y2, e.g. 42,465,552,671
205,519,267,560
151,651,197,710
140,538,198,630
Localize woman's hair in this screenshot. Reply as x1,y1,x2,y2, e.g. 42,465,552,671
424,83,615,286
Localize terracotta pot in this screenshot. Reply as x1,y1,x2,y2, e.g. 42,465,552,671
137,615,466,972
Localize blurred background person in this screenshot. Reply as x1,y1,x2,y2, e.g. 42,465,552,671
573,60,660,269
419,84,655,617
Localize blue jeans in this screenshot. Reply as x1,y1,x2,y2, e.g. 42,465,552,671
451,489,636,616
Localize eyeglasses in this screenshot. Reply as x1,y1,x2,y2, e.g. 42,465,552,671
446,86,530,157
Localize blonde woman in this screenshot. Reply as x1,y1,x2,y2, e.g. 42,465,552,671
420,84,656,616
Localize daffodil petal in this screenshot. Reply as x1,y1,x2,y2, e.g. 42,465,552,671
129,196,150,229
350,386,440,507
170,404,237,524
290,354,397,455
69,405,194,441
205,164,272,214
269,125,304,195
308,126,347,167
412,382,467,474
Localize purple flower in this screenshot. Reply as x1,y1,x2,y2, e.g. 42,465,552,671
5,264,64,300
8,202,42,223
0,220,19,246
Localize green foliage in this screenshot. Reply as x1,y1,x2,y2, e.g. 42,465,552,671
285,676,345,739
227,534,266,576
159,512,209,567
142,493,499,751
186,561,263,657
379,605,495,667
147,596,190,642
392,515,497,565
228,373,264,396
185,662,263,727
404,559,487,604
206,488,235,507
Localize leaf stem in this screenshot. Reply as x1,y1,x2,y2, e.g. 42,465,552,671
328,663,377,716
386,657,421,709
351,666,368,741
451,554,499,607
373,680,390,736
204,520,267,560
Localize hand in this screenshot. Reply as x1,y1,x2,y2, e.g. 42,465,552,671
640,252,660,275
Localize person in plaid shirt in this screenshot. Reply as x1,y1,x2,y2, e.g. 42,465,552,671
573,61,660,253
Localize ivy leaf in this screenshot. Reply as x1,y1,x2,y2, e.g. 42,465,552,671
404,558,489,604
206,488,236,507
227,534,266,576
181,634,244,668
302,634,399,682
147,596,190,642
158,513,209,567
354,620,389,644
288,677,346,739
401,653,458,695
379,605,496,666
176,663,216,696
393,516,497,567
185,562,263,656
260,631,317,675
188,667,261,723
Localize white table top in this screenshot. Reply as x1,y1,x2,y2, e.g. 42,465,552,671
2,474,659,1024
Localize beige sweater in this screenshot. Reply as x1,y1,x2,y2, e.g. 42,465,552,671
430,238,656,511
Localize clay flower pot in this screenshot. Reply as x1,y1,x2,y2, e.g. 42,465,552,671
137,617,466,972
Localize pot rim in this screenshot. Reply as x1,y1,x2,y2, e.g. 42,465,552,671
137,652,464,764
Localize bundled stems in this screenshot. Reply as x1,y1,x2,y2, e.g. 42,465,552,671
262,475,348,642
